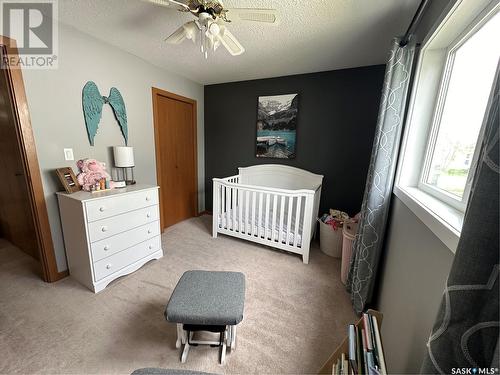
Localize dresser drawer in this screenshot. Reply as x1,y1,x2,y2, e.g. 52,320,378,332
85,188,158,222
88,205,159,242
90,220,161,262
93,235,161,281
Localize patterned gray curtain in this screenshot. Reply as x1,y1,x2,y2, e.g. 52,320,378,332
346,38,416,314
421,64,499,374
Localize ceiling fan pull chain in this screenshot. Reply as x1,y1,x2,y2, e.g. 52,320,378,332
201,24,205,53
202,23,209,58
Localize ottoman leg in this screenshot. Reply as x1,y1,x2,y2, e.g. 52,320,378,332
219,330,227,365
181,341,190,363
231,325,237,350
181,331,192,363
176,324,184,349
226,326,232,350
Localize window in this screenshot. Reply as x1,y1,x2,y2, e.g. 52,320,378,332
419,11,500,211
395,0,500,252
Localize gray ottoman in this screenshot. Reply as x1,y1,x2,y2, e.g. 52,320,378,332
165,270,246,364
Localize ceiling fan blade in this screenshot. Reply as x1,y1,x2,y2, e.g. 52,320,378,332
165,25,188,44
142,0,190,12
218,26,245,56
226,8,278,23
165,21,198,44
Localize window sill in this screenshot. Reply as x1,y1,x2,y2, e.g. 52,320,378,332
393,185,462,253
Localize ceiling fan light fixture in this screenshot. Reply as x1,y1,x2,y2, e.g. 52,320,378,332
184,22,197,41
152,0,277,58
208,22,220,36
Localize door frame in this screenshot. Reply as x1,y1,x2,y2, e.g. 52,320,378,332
152,87,198,229
0,36,67,282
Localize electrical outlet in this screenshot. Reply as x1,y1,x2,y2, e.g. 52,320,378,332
64,148,74,161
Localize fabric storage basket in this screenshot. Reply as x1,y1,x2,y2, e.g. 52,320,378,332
341,221,358,284
319,220,343,258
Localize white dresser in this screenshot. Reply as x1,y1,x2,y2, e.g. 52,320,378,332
57,184,163,293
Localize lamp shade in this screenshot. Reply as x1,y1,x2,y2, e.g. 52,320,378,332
113,146,135,167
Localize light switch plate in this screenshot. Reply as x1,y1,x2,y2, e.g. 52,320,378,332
64,148,74,161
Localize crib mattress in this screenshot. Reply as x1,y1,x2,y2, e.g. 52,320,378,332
218,207,303,246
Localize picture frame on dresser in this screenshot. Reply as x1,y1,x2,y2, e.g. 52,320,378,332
56,185,163,293
55,167,81,193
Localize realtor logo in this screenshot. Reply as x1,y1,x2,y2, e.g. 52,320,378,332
452,368,499,374
0,0,58,68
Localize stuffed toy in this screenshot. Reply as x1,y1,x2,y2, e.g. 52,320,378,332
76,158,112,191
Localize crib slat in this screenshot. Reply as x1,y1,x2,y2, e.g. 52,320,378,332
293,196,302,247
257,192,264,238
251,191,257,236
213,184,222,229
232,187,237,232
225,186,231,230
279,196,285,243
217,184,222,229
221,185,225,228
264,193,270,240
286,196,293,246
245,190,250,235
222,186,226,229
221,186,225,229
238,189,243,234
271,195,278,241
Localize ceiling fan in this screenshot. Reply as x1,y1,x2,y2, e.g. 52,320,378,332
144,0,278,58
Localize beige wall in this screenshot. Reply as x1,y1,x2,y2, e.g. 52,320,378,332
376,197,453,372
23,23,205,272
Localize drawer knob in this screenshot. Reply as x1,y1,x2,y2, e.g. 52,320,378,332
101,226,108,232
146,196,151,201
149,245,153,250
148,229,152,234
104,245,110,251
106,264,112,270
147,213,151,218
99,207,105,212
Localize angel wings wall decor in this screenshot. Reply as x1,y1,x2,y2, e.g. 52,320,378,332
82,81,128,146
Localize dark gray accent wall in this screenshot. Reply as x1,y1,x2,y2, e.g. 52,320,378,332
204,65,386,216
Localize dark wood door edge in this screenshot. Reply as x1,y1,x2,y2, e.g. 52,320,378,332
52,270,70,282
152,87,199,229
0,36,63,283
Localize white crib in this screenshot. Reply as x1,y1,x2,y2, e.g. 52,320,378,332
212,165,323,264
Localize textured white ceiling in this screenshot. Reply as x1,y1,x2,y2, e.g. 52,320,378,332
57,0,420,84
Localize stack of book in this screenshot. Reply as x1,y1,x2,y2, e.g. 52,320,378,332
331,312,386,375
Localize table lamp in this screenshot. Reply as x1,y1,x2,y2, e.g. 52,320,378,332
113,146,136,185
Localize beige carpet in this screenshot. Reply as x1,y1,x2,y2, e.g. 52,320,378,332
0,215,356,374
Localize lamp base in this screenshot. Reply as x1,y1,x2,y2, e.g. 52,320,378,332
113,167,136,186
113,180,127,188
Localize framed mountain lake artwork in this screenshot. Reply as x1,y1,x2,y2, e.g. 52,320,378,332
256,93,298,159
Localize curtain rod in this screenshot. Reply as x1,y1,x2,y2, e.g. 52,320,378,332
400,0,430,47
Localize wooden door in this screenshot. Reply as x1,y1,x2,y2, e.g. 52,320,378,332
0,37,62,282
0,61,39,260
153,88,197,230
